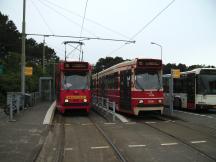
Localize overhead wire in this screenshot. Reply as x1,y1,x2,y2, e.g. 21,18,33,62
130,0,176,40
37,0,98,37
106,0,176,56
43,0,130,39
80,0,89,37
30,0,55,35
26,33,135,43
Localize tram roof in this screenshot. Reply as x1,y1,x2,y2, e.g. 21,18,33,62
163,68,216,77
93,59,136,78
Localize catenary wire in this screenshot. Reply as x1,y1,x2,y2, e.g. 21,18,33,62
37,0,98,37
106,0,176,56
80,0,89,37
43,0,130,39
26,33,135,43
30,0,55,35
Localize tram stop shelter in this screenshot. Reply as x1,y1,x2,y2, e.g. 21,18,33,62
39,77,54,101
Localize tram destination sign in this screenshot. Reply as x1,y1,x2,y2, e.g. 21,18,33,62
64,62,88,69
137,59,162,68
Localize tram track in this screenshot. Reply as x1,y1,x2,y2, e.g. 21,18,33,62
89,115,128,162
133,114,216,162
151,113,216,139
45,111,128,162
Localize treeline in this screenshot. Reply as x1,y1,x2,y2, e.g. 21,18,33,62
93,57,215,74
0,12,59,105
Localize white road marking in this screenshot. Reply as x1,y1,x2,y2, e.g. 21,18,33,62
64,147,73,151
43,101,56,125
64,123,71,126
161,142,178,146
175,110,216,119
91,146,110,149
128,144,146,148
145,121,156,124
53,147,56,151
193,113,200,116
164,120,172,123
104,123,116,125
81,123,93,126
125,122,136,125
191,140,207,144
200,115,206,117
115,113,129,123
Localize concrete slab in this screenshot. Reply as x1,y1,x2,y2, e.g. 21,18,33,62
0,102,52,162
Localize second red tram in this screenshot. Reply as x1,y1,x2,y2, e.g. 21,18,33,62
55,61,92,114
92,58,164,115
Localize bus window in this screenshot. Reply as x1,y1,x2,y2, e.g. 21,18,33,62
197,75,216,94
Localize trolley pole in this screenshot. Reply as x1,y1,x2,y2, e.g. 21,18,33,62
64,43,67,61
21,0,26,96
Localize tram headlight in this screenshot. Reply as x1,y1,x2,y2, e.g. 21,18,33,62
139,100,144,104
65,99,69,103
158,99,162,104
83,98,87,103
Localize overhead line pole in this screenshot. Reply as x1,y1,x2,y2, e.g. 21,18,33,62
21,0,26,95
42,36,46,74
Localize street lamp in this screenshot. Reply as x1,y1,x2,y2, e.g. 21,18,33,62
151,42,162,61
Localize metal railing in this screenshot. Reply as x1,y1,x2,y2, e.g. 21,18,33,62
5,92,40,121
92,95,116,121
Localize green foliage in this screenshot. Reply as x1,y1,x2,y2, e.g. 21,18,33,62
163,63,215,74
0,12,59,106
93,56,125,73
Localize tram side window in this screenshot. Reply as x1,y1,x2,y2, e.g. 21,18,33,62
114,73,118,89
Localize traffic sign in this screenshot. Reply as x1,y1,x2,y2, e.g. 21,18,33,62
171,69,180,78
25,67,33,76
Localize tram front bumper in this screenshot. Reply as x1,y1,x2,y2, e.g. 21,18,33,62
133,106,164,115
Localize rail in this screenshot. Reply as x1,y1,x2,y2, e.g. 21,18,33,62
5,92,40,121
92,95,116,121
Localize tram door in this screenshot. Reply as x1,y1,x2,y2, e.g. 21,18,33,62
120,70,132,111
187,74,196,109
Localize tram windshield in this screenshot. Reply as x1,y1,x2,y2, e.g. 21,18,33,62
62,72,90,90
197,75,216,94
135,70,162,90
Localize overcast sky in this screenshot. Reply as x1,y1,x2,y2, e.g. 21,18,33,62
0,0,216,65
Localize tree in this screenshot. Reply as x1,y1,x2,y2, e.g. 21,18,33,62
0,12,59,106
93,56,125,73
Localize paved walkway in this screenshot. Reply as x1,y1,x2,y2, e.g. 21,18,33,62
0,102,52,162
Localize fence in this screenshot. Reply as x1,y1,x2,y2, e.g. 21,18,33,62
92,95,116,121
6,92,40,121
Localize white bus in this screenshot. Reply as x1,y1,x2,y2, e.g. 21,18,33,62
163,68,216,110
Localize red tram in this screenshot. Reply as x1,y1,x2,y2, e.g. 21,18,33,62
92,58,164,115
55,61,92,114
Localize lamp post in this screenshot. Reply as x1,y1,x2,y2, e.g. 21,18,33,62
151,42,162,61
